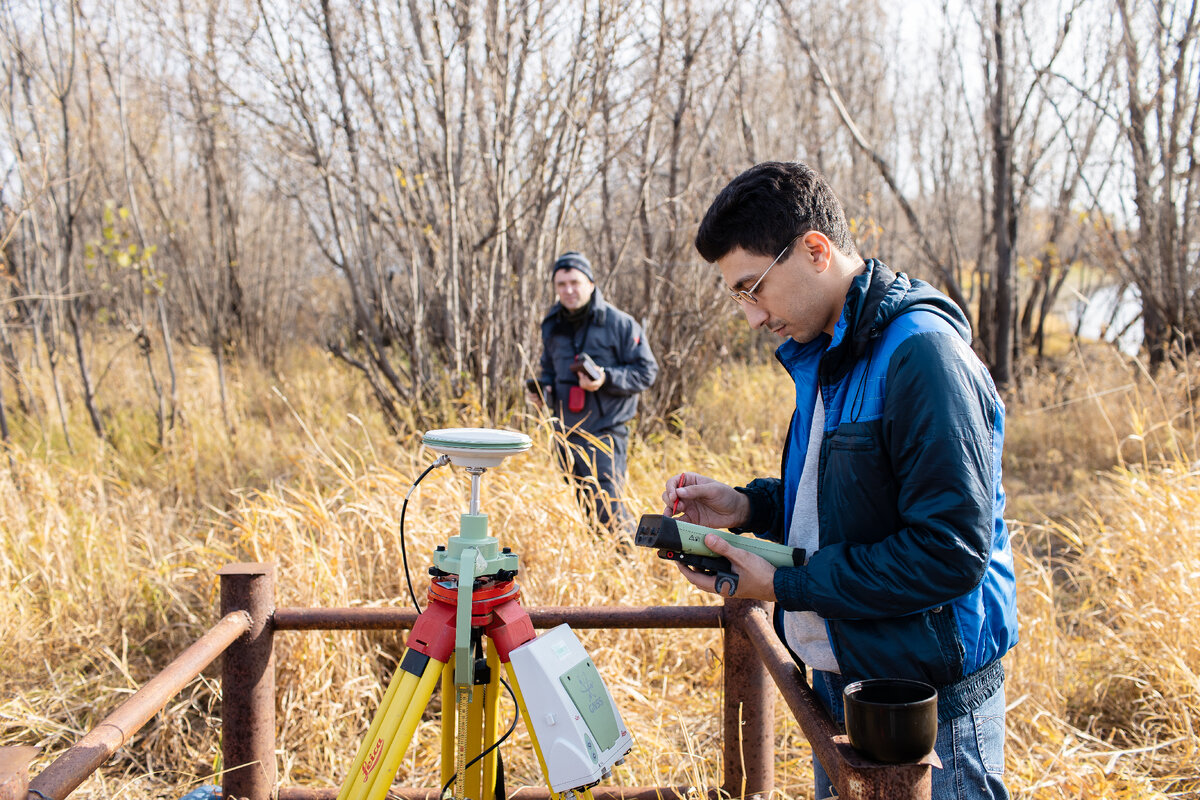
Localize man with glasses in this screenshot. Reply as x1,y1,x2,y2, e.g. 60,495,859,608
662,162,1017,800
528,251,658,541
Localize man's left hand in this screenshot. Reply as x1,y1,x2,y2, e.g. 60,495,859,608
676,533,777,601
579,367,605,392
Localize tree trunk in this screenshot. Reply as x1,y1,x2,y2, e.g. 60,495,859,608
989,0,1014,387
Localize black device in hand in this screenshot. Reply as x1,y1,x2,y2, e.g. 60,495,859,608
570,352,602,382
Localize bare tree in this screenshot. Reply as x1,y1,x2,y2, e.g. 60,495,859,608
775,0,973,316
1111,0,1199,369
1020,59,1115,362
778,0,1097,386
584,0,775,420
3,0,1184,433
2,0,105,442
975,0,1088,384
85,4,180,446
223,0,660,426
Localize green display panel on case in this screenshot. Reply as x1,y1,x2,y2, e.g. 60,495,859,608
560,658,620,751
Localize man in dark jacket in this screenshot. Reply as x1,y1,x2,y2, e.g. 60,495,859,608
663,162,1017,800
529,251,658,537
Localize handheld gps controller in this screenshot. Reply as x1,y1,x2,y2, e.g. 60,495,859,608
635,514,805,597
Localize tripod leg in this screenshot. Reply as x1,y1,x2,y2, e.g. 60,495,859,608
481,642,502,796
440,655,454,789
363,651,443,800
338,650,426,800
439,647,499,800
461,641,503,797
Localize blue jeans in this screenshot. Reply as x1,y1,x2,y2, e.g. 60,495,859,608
555,427,632,535
812,670,1010,800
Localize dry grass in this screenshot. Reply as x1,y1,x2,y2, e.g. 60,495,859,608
2,340,1200,799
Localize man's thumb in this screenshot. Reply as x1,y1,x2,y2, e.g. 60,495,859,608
705,533,732,555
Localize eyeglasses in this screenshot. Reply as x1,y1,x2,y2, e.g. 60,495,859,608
728,234,802,305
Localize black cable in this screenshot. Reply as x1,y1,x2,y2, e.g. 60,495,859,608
400,455,449,613
438,676,520,799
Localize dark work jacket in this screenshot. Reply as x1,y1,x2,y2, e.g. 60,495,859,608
538,286,658,434
737,260,1018,720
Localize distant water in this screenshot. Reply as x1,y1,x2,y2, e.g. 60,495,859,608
1064,284,1143,356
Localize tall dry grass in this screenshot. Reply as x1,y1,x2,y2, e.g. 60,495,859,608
2,340,1199,799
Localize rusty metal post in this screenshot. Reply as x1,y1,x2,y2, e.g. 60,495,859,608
720,598,774,800
0,747,37,800
220,563,277,800
738,605,933,800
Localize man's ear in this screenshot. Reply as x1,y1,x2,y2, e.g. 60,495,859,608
801,231,833,271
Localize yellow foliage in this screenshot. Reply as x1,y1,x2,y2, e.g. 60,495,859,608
2,341,1199,799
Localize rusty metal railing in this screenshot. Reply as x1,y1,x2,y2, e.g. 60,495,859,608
734,604,937,800
5,561,932,800
24,610,254,800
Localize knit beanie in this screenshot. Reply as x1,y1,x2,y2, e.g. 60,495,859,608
552,251,594,282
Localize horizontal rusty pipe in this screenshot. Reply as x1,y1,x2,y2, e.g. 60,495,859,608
273,606,417,630
739,606,932,800
28,611,252,800
273,605,723,631
529,605,722,629
278,785,698,800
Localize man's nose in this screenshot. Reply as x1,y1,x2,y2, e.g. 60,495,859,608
741,303,769,329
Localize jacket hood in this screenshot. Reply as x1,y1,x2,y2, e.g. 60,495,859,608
823,259,971,381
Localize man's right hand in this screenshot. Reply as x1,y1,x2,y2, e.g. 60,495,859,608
662,472,751,530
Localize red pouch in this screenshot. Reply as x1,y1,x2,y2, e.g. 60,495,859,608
568,385,586,413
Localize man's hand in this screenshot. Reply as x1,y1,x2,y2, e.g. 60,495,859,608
662,472,751,530
676,533,777,601
578,367,605,392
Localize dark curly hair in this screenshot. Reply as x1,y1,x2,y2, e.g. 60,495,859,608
695,161,857,262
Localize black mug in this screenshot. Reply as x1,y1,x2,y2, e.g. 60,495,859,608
843,678,938,763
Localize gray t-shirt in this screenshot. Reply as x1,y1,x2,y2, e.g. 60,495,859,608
782,396,840,673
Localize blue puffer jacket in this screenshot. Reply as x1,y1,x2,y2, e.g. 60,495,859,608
737,260,1018,717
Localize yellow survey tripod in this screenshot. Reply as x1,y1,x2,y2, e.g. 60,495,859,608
336,429,631,800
